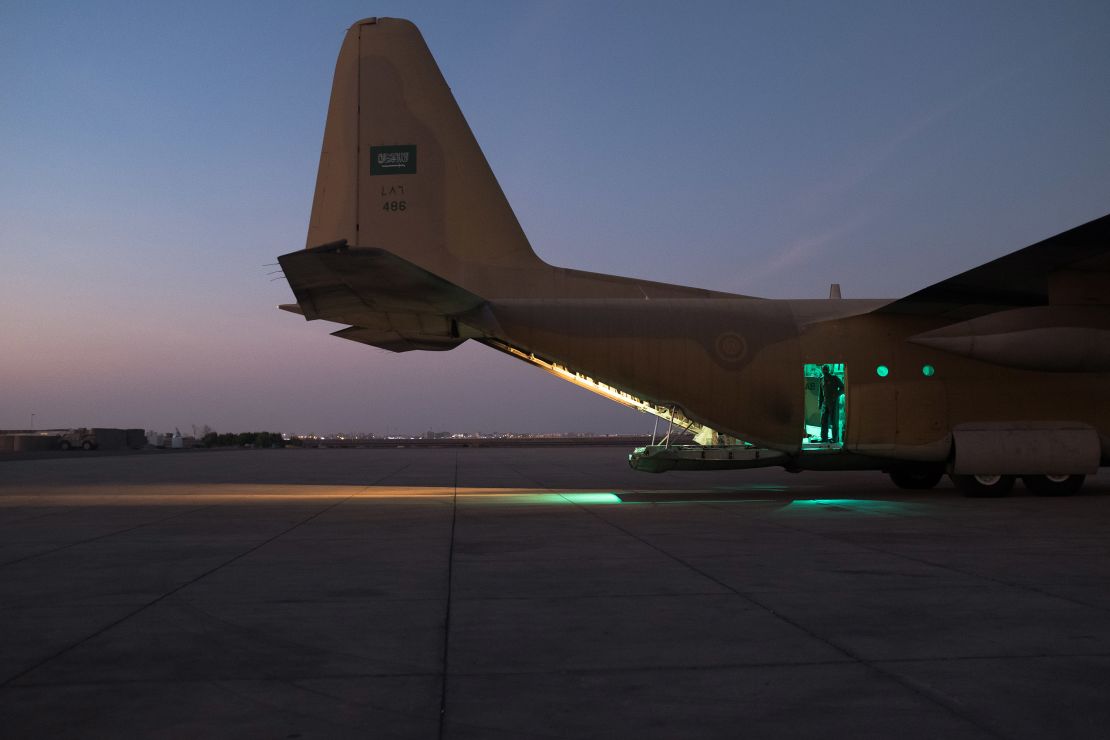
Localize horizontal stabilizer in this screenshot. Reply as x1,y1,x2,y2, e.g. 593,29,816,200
278,245,484,353
278,245,484,324
332,325,463,353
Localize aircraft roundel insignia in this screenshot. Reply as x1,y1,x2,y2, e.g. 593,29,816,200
715,332,747,362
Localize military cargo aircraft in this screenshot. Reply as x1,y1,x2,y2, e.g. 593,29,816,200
279,17,1110,497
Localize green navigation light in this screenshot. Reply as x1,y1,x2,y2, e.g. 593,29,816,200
876,365,889,377
922,364,935,377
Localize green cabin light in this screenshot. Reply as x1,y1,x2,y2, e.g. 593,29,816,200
875,365,889,377
922,364,936,377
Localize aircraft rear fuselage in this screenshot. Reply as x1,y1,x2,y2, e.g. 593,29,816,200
480,294,1110,467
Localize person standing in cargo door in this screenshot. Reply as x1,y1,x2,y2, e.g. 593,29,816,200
819,365,844,444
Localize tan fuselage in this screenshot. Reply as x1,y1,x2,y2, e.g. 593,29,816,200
479,292,1110,462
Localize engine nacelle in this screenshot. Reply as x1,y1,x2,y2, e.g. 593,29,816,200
909,306,1110,372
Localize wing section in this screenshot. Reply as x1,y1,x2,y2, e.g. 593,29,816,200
873,212,1110,372
878,212,1110,320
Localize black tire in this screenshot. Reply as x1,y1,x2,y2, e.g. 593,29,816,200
59,440,71,451
81,440,93,451
950,474,1015,498
889,465,945,490
1023,474,1085,497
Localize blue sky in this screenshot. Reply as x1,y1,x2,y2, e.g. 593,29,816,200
2,1,1109,434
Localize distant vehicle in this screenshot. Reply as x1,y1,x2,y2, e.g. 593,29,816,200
59,428,97,451
279,18,1110,497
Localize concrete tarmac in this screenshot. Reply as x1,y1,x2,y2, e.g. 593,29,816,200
2,447,1110,738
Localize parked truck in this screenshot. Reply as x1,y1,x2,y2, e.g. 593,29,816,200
58,428,97,451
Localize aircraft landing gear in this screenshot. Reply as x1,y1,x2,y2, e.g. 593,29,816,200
1023,474,1085,497
888,465,944,490
950,474,1015,497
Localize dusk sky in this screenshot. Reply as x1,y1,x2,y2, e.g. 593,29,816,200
3,1,1109,436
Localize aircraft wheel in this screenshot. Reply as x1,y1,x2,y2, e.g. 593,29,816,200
889,465,944,490
59,440,71,451
951,474,1015,498
1023,474,1085,497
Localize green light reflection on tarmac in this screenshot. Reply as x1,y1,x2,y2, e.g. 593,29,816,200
561,492,623,504
785,498,923,514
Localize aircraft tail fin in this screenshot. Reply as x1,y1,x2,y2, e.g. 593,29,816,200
306,17,545,295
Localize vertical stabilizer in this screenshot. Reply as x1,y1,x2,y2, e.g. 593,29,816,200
306,17,545,289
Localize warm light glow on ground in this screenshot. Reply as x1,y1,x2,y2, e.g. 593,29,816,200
0,485,634,507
